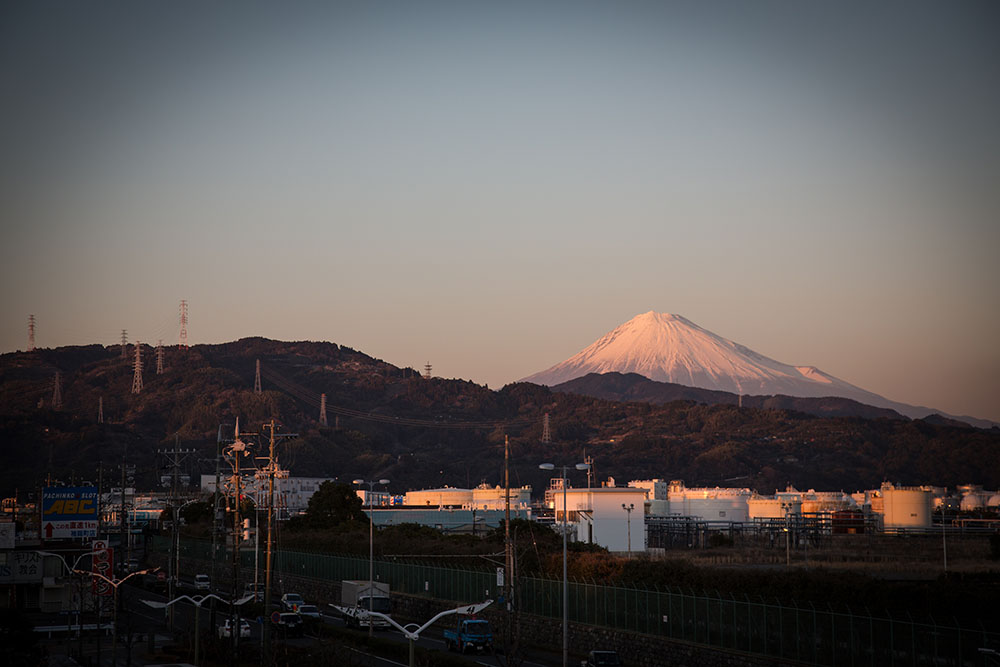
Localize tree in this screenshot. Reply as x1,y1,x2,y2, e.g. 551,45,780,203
300,481,366,529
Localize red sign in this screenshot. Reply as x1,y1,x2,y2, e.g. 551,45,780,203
92,540,113,597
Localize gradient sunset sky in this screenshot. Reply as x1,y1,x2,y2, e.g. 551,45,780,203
2,2,998,421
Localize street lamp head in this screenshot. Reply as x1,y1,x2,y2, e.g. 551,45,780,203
575,463,590,471
378,479,390,485
539,463,555,471
352,479,364,485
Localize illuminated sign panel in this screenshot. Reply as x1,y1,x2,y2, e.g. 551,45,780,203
42,487,99,539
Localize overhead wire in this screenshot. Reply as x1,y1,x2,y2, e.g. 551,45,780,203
260,365,535,431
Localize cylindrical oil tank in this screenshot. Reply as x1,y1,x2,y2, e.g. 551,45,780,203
881,485,932,528
987,493,1000,508
748,496,801,519
404,487,472,507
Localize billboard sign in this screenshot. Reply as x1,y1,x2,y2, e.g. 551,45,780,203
0,550,42,583
92,539,113,596
42,487,99,539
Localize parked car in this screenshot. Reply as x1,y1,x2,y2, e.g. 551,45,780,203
218,618,251,639
582,650,622,667
272,612,303,637
280,593,304,611
194,574,211,591
297,604,321,624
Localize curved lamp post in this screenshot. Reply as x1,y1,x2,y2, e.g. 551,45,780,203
539,462,590,667
330,598,492,667
142,593,254,666
353,478,389,638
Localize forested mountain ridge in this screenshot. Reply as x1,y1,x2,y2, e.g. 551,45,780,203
1,338,997,499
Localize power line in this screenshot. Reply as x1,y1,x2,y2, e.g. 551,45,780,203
259,365,534,430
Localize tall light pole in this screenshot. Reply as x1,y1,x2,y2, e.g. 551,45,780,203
622,503,635,558
353,478,389,638
539,462,589,667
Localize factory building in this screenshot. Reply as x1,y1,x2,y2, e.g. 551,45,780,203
557,486,649,553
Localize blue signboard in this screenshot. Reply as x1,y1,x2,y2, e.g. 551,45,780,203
42,486,99,539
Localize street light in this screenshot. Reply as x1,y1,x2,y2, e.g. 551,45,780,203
38,550,105,656
622,503,635,558
539,461,590,667
353,478,390,638
331,598,492,667
142,593,254,666
71,566,155,666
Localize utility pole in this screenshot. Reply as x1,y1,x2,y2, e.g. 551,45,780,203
158,441,195,630
259,420,295,660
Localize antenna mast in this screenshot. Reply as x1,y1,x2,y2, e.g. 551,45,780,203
131,343,143,394
179,300,188,350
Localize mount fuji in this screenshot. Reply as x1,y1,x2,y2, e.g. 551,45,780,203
522,311,992,427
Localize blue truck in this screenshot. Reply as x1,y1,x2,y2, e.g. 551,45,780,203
443,618,493,653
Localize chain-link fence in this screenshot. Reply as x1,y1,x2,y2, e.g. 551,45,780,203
152,536,996,665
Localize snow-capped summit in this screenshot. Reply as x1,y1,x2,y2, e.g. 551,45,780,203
522,311,900,408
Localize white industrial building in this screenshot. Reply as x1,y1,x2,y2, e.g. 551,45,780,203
200,474,328,516
558,486,649,553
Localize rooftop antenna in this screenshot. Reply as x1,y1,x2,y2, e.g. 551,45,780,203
28,315,35,352
179,299,189,350
254,359,262,394
131,342,143,394
156,340,165,375
319,393,328,426
120,330,128,359
52,371,62,410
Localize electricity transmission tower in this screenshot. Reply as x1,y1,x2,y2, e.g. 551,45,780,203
424,362,432,379
120,330,128,359
178,300,188,349
98,396,104,424
319,393,328,426
542,413,551,443
131,343,143,394
52,371,62,410
156,340,164,374
28,315,35,351
254,359,261,393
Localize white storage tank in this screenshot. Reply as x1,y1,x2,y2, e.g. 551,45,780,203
987,494,1000,509
404,487,473,507
665,481,752,522
748,495,801,519
880,483,932,529
960,492,988,511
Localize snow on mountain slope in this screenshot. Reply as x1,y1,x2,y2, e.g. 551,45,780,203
521,311,953,421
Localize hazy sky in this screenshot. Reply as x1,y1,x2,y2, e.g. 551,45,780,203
2,2,998,421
